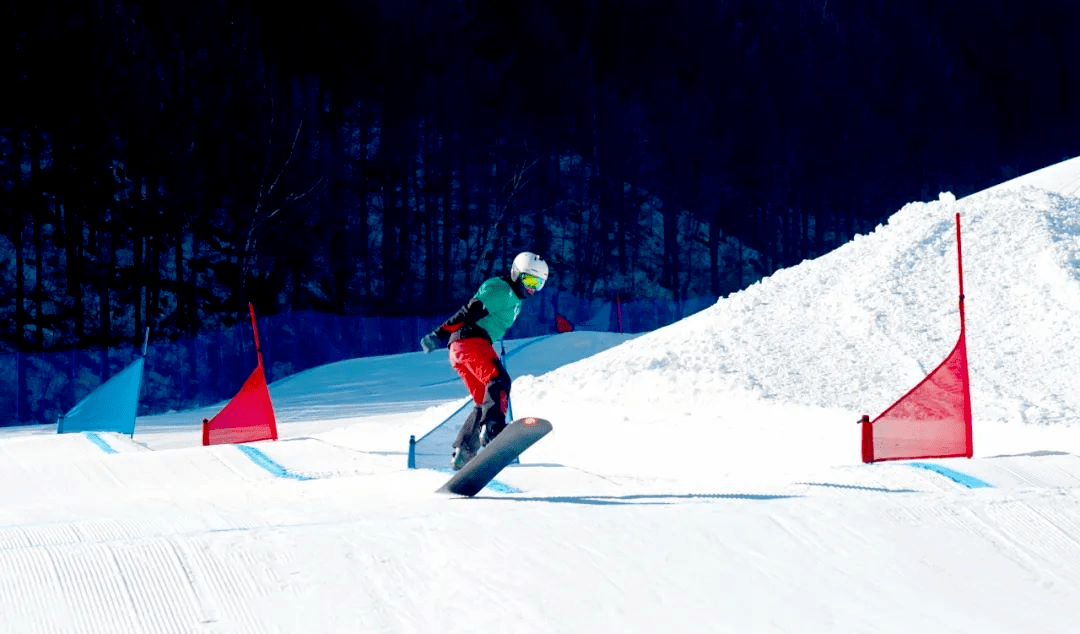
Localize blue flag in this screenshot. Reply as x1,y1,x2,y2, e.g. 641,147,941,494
58,358,144,436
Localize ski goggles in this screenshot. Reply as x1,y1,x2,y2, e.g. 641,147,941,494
520,273,546,292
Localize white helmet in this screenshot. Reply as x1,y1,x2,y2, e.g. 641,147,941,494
510,251,549,294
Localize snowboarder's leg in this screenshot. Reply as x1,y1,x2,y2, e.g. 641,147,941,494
452,406,483,452
449,342,487,406
448,340,497,469
448,338,510,447
477,360,511,446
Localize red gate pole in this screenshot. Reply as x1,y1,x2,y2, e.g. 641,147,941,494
248,303,264,369
955,213,974,457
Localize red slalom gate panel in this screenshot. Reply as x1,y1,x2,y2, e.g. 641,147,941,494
861,213,973,463
202,363,278,446
861,333,972,462
202,304,278,446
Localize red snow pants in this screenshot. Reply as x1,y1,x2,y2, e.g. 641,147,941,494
448,337,510,446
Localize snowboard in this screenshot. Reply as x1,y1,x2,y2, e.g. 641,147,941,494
437,417,553,497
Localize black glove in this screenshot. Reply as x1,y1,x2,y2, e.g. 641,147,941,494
420,331,441,353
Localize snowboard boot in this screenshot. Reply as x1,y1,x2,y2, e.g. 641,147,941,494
450,406,484,470
451,425,482,471
480,419,507,447
451,444,477,470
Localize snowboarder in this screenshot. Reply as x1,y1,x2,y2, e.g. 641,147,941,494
420,251,550,470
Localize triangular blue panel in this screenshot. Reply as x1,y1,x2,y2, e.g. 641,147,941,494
409,395,519,470
58,358,144,436
411,399,474,470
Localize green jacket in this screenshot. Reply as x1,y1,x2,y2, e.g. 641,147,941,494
436,275,525,344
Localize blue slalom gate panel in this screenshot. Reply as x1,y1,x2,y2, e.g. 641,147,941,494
57,358,144,436
410,400,474,470
409,395,520,470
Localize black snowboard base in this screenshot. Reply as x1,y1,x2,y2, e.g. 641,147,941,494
437,417,553,497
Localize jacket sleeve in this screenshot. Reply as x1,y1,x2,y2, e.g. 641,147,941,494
435,297,489,342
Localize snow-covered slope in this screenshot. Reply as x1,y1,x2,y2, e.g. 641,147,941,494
1,156,1079,633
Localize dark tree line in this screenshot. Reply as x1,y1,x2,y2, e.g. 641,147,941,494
3,0,1079,355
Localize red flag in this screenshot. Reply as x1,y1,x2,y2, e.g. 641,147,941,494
202,363,278,446
862,213,973,462
202,304,279,445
